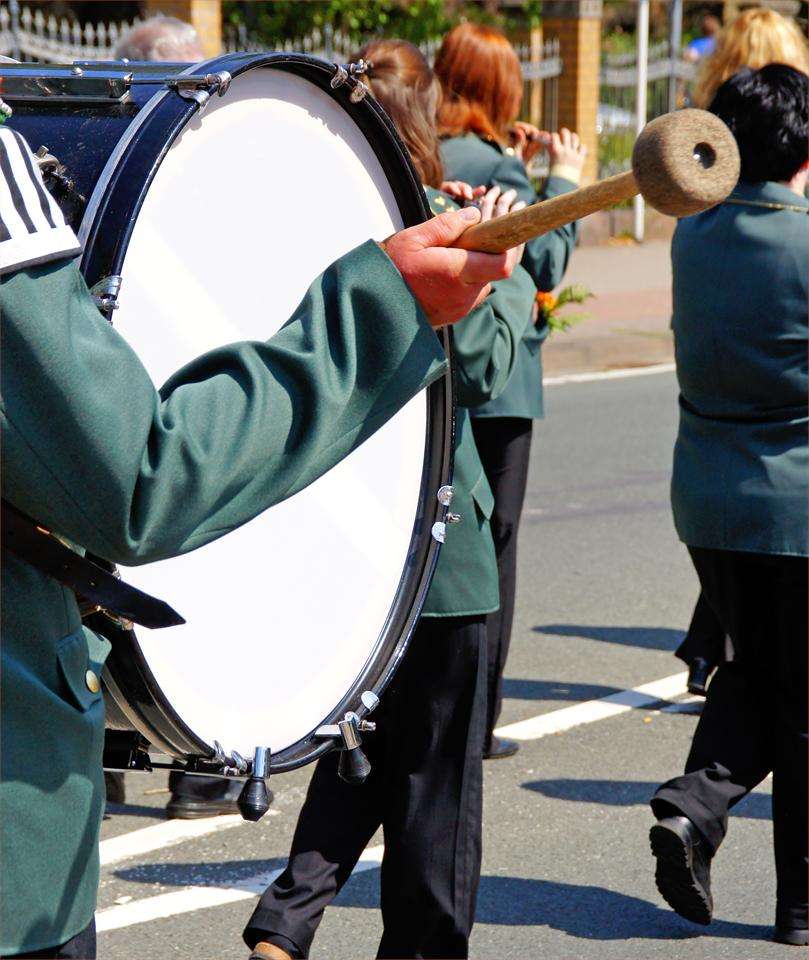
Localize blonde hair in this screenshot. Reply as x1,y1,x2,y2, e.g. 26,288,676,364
693,7,809,107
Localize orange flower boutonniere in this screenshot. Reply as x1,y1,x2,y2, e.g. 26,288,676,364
536,284,593,333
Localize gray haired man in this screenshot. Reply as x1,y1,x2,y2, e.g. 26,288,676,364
114,14,204,62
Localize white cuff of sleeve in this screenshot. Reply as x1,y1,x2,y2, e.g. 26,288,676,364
549,164,582,186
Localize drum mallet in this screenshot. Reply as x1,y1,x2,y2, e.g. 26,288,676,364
455,109,740,253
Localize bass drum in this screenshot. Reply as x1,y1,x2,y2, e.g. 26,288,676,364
4,53,453,773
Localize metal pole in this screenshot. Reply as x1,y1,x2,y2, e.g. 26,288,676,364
634,0,649,243
669,0,683,112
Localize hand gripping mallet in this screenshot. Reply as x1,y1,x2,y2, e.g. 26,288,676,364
454,109,740,253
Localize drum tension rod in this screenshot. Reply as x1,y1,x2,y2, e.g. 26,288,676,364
330,59,371,103
315,690,379,785
238,746,273,822
165,71,232,112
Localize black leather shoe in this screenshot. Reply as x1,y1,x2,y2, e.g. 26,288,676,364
774,926,809,946
484,736,520,760
167,784,274,820
650,815,713,925
104,771,126,805
686,658,713,697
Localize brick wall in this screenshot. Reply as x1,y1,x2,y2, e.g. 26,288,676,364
543,2,602,184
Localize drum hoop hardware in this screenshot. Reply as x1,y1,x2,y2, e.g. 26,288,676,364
431,521,446,544
0,65,231,107
436,484,454,506
166,71,232,112
330,60,370,103
212,740,250,776
89,274,123,312
315,689,380,742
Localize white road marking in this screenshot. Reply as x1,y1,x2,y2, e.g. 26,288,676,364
97,672,689,929
494,672,688,741
100,814,246,866
96,844,385,932
544,363,675,386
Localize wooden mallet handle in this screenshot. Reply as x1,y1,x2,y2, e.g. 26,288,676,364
454,109,740,255
456,171,637,253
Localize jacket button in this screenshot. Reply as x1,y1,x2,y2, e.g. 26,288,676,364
85,670,101,694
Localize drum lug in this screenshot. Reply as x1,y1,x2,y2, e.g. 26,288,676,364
169,71,232,113
317,711,373,785
89,274,123,313
237,746,273,822
431,521,446,544
330,60,370,103
436,485,455,506
212,739,250,776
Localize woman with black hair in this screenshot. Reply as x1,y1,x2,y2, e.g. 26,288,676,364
649,64,809,947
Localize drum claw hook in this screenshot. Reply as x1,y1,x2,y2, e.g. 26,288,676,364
330,61,370,103
212,739,248,775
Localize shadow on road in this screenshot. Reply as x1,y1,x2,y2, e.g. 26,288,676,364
533,624,685,652
473,875,771,941
336,872,770,942
522,778,771,820
502,678,625,701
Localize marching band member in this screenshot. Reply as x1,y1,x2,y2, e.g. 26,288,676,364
0,111,515,958
243,40,537,960
650,65,808,948
434,23,585,759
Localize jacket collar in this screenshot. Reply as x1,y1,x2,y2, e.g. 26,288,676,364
729,179,809,210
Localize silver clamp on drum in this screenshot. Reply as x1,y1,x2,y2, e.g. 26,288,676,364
330,59,371,103
168,71,232,111
315,690,379,784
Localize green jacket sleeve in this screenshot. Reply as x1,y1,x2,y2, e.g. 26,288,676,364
451,263,537,409
492,152,578,292
1,239,447,565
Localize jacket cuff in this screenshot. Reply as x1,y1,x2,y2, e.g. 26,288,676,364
548,164,582,187
349,237,448,369
544,174,579,199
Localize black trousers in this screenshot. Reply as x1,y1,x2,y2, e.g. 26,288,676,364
243,615,487,959
674,590,727,667
653,547,808,927
5,921,96,959
470,417,533,747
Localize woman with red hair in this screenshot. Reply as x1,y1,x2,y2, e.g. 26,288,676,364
243,39,537,960
435,22,587,760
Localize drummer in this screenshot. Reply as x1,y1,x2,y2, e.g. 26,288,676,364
243,39,538,960
0,111,515,958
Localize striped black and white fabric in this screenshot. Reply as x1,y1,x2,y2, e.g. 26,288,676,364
0,125,80,276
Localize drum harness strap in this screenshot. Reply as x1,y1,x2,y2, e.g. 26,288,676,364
1,499,184,629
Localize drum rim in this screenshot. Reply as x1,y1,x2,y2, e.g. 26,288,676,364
81,51,454,772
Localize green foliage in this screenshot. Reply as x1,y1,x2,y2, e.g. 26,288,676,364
541,284,594,334
223,1,542,46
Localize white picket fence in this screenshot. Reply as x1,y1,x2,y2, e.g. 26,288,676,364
0,3,138,61
0,3,562,132
0,4,562,83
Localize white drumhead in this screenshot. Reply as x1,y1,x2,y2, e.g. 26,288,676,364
112,67,428,758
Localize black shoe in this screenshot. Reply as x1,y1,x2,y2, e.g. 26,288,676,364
686,658,713,697
104,771,126,805
166,785,274,820
650,815,713,925
774,927,809,946
484,737,520,760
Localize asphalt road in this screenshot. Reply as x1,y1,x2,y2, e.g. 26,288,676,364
98,369,780,960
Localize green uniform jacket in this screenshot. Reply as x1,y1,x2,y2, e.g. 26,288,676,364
671,180,808,557
421,188,537,616
440,134,578,419
0,243,447,954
